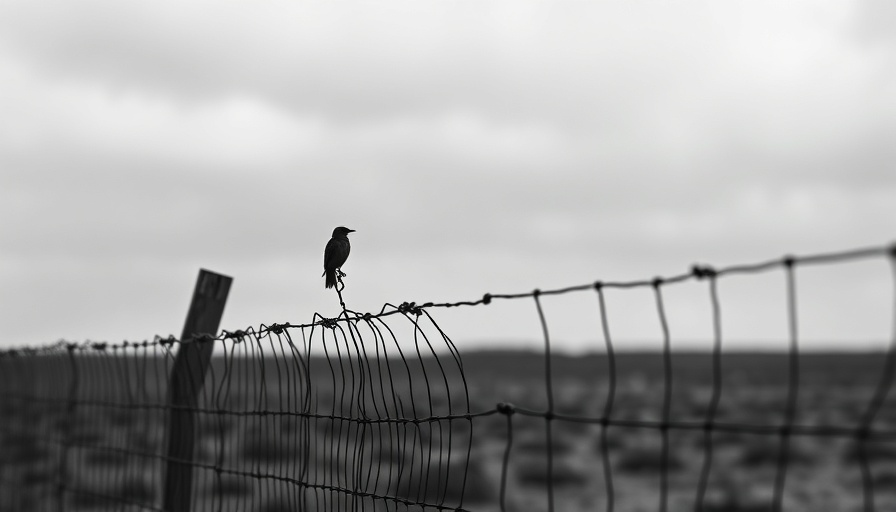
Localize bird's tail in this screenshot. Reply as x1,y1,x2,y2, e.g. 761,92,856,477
324,269,337,289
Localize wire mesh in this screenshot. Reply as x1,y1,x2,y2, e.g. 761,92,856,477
1,243,895,512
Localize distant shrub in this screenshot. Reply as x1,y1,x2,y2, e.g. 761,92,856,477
369,437,407,466
22,468,55,487
56,415,105,447
842,441,896,464
118,477,155,504
209,474,254,498
708,430,746,447
68,429,104,447
478,416,509,439
555,396,595,418
105,409,139,427
516,432,576,457
394,451,493,505
701,492,771,512
241,428,298,463
3,435,53,464
699,474,773,512
259,497,299,512
68,478,155,509
70,489,116,509
553,418,595,436
450,418,472,436
615,444,684,473
738,438,815,467
874,469,896,486
515,456,588,487
85,447,129,467
513,417,544,437
127,431,159,453
198,413,236,439
594,428,626,452
277,414,298,433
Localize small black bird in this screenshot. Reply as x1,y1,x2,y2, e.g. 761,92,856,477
323,226,355,289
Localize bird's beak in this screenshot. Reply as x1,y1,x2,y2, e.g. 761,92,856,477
348,229,356,233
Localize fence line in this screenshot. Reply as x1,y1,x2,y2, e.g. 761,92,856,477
1,242,895,511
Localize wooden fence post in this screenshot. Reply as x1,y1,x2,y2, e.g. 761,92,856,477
163,269,232,512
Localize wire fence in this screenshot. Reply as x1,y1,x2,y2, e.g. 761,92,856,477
1,243,896,512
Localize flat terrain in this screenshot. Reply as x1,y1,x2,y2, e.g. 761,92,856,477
2,350,896,512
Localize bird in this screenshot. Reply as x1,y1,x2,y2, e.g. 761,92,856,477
323,226,355,289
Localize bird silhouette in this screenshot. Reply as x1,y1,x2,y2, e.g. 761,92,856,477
323,226,355,289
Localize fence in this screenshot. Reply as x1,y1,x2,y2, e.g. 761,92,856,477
1,243,895,512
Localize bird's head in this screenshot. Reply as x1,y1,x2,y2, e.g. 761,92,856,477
332,226,355,237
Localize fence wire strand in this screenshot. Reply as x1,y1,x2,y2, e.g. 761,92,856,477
1,242,895,511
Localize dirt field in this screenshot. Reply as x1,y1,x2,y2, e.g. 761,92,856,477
2,351,896,512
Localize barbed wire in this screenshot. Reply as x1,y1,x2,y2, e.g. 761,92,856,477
1,243,890,356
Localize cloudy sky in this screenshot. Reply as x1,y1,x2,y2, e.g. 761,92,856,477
2,1,895,352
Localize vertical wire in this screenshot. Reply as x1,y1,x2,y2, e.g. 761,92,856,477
118,344,138,511
97,346,116,505
56,346,78,512
154,342,175,512
333,318,359,511
307,323,322,512
320,323,341,511
596,285,616,512
369,317,402,500
238,334,253,512
54,347,70,511
772,259,799,512
246,331,262,511
201,340,215,507
372,316,419,507
498,405,514,512
297,326,314,512
695,273,723,512
652,281,672,512
0,353,8,510
408,313,436,504
427,313,460,507
133,343,151,509
332,323,356,510
411,314,448,506
49,347,67,511
194,341,211,512
129,344,146,510
358,318,386,508
0,353,12,510
262,331,281,510
306,323,324,512
345,321,360,512
230,335,243,512
293,329,311,509
424,310,474,511
344,317,369,512
856,252,896,512
27,352,45,508
353,320,380,501
273,331,292,510
214,337,237,512
533,292,555,512
112,345,130,512
272,331,292,510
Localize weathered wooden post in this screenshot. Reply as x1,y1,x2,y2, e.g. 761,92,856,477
163,269,232,512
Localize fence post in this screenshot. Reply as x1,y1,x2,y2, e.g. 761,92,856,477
163,269,232,512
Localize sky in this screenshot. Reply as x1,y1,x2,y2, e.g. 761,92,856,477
2,1,895,352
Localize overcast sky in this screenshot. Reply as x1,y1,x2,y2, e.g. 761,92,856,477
2,1,895,352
